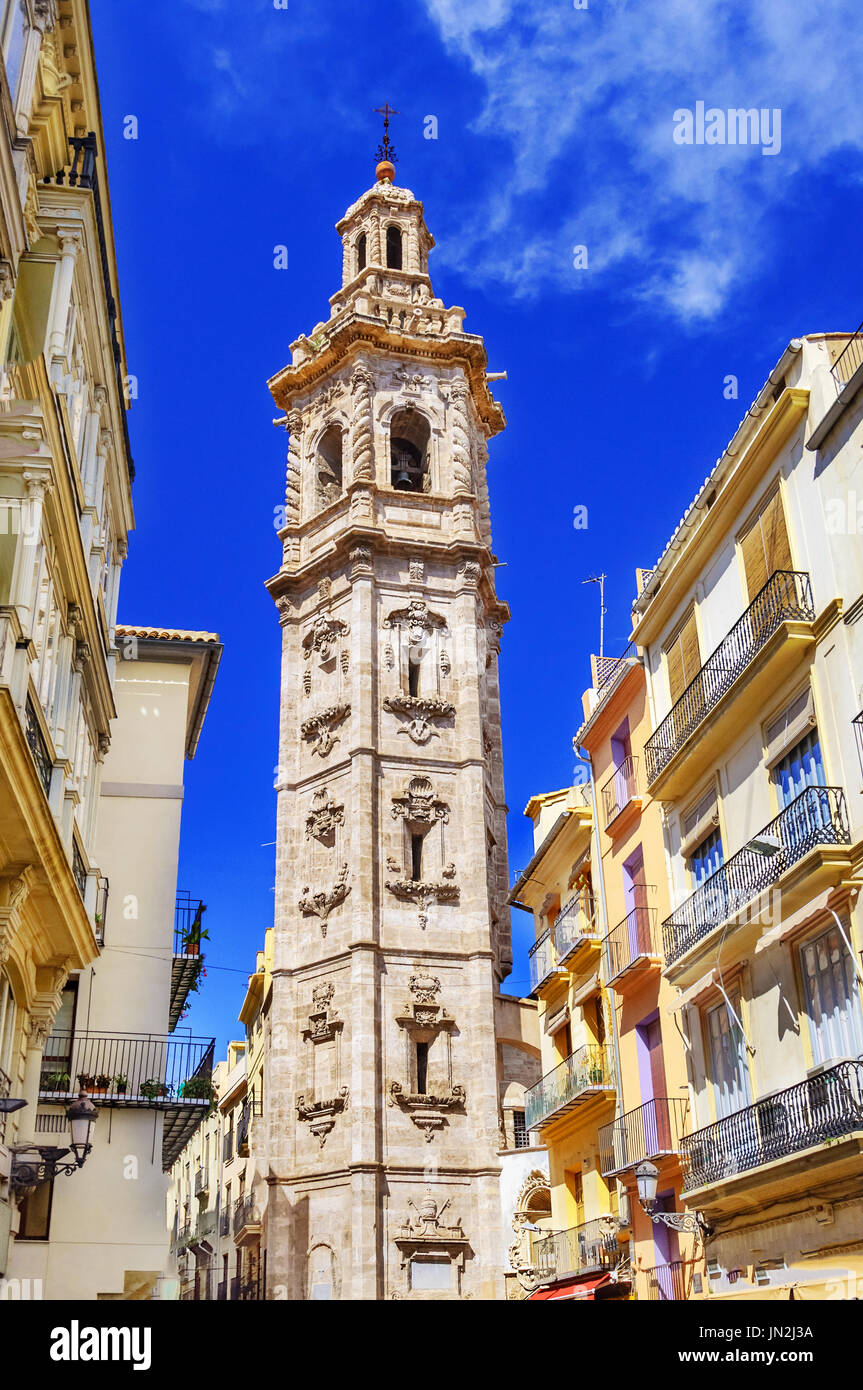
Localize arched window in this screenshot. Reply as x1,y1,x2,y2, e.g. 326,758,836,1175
390,408,430,493
386,224,403,270
356,233,367,273
316,424,343,508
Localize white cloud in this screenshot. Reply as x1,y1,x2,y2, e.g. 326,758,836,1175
420,0,863,323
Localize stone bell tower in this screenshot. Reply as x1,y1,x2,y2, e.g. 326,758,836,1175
264,132,512,1300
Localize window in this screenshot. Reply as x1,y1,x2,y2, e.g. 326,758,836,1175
0,974,15,1084
513,1109,528,1148
706,995,750,1119
0,498,19,604
386,224,403,270
801,924,863,1065
411,1258,450,1291
16,1178,54,1241
664,607,701,704
689,826,724,886
773,729,825,809
416,1040,429,1094
316,424,343,507
410,833,423,881
1,0,28,104
390,408,431,492
739,487,792,602
356,232,367,272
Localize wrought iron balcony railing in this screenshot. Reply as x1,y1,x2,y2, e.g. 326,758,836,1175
528,927,555,994
525,1045,613,1131
681,1059,863,1192
599,1097,690,1176
553,891,598,961
25,695,53,798
637,1260,688,1301
194,1166,208,1196
831,322,863,389
219,1209,231,1237
603,902,658,985
217,1278,227,1301
72,839,87,900
601,755,639,829
38,1031,214,1107
169,892,207,1031
645,571,815,784
662,786,850,967
233,1194,260,1235
229,1276,240,1301
532,1216,620,1285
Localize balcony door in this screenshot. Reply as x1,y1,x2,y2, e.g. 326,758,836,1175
801,923,863,1066
706,996,751,1119
741,487,793,603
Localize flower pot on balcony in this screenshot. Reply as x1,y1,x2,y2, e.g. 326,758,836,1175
140,1078,171,1100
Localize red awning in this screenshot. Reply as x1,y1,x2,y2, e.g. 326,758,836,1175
528,1273,612,1301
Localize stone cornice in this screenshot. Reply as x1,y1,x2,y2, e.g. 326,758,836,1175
267,312,505,435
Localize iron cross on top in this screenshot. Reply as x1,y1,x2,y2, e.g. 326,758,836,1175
373,102,400,164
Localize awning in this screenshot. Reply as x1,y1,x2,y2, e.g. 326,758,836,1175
666,968,717,1014
572,972,601,1008
528,1273,611,1301
545,1004,570,1036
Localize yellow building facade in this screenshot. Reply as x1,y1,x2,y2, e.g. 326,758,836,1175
509,784,629,1300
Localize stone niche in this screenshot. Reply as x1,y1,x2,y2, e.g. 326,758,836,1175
296,981,349,1146
387,970,465,1142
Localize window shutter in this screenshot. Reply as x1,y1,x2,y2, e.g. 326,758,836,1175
666,637,685,703
680,609,701,686
741,489,792,601
666,608,700,703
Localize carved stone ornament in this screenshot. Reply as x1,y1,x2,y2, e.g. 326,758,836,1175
302,981,342,1043
393,1192,469,1290
382,694,455,745
302,612,349,663
390,775,449,830
298,864,350,937
408,559,424,584
350,544,373,578
388,1081,466,1141
296,1088,349,1147
305,787,344,843
383,598,445,645
301,703,350,757
384,879,460,931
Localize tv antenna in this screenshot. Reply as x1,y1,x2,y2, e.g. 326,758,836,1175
583,573,607,660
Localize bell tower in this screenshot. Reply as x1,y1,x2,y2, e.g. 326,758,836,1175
264,134,512,1300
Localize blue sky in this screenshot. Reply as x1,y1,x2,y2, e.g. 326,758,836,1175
89,0,863,1053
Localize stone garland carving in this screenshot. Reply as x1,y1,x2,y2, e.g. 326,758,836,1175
316,382,344,411
350,366,375,482
388,1081,466,1141
285,410,303,525
296,1090,349,1147
305,787,345,843
408,559,424,584
450,381,474,496
382,693,455,745
301,703,350,757
298,863,350,938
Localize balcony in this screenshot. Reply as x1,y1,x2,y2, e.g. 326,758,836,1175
532,1216,621,1286
233,1194,261,1244
636,1260,688,1301
230,1276,240,1301
681,1060,863,1206
831,322,863,389
525,1045,614,1131
219,1209,231,1237
662,786,851,973
527,928,558,996
24,694,53,799
644,571,816,798
217,1278,227,1301
38,1031,215,1167
170,892,207,1032
194,1166,208,1197
601,756,640,833
603,902,661,991
599,1097,689,1176
552,891,599,965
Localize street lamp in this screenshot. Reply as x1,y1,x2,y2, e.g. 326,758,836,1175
10,1091,97,1192
634,1160,712,1235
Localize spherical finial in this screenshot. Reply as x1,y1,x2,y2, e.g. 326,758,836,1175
376,159,396,182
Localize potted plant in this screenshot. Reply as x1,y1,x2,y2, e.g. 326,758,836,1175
182,905,209,957
90,1073,111,1095
113,1073,128,1095
141,1077,172,1100
589,1064,605,1086
77,1072,94,1090
43,1070,71,1092
179,1075,217,1113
